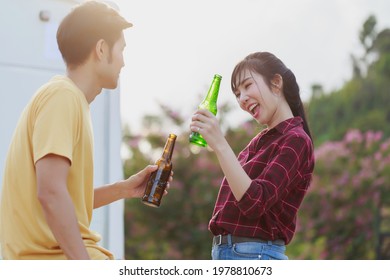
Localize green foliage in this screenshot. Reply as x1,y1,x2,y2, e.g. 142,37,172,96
360,15,377,54
308,16,390,146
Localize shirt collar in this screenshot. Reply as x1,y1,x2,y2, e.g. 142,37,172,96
268,116,303,135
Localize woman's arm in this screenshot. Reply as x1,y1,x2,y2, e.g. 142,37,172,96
191,109,312,217
190,109,252,201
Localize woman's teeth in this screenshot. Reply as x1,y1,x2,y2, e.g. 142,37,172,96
249,104,258,115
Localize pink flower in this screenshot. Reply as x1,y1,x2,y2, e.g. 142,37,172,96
344,129,363,144
380,139,390,152
365,130,383,148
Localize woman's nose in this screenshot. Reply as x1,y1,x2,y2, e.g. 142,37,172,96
239,94,249,104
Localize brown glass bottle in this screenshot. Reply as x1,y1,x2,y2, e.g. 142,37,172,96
142,134,176,207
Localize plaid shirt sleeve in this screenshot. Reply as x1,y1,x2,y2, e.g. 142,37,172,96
236,132,312,219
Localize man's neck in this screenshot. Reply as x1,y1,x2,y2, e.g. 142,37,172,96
66,65,102,104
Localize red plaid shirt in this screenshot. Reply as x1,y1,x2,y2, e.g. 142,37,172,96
209,117,314,245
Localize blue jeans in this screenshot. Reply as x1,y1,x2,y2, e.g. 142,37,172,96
211,235,288,260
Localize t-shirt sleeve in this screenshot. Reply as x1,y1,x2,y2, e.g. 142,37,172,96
33,90,80,164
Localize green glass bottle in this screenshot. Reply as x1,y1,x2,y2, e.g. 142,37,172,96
189,74,222,147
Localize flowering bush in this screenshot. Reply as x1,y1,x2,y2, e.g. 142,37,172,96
295,129,390,259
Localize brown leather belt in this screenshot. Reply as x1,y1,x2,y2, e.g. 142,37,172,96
213,234,285,246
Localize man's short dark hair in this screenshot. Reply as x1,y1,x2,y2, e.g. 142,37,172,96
57,1,132,68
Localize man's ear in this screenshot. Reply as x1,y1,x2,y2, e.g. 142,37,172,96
95,39,106,61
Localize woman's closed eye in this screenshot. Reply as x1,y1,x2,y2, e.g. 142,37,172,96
244,81,252,90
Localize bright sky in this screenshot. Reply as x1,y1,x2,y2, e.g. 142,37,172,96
113,0,390,134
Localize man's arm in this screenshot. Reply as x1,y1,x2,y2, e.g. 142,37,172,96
36,154,90,260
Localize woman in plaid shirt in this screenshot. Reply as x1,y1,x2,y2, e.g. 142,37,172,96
190,52,314,260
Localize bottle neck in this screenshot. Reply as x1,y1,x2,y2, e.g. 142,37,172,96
205,80,221,103
161,135,176,161
203,76,221,104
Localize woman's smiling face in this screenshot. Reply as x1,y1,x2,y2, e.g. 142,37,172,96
233,69,281,128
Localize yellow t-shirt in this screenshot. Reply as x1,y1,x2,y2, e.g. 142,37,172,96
0,76,113,259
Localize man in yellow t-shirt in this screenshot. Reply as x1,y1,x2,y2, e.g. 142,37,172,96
0,1,171,260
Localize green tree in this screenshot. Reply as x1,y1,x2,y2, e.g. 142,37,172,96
308,15,390,146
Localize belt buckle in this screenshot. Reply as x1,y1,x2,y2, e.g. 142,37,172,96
214,235,222,246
